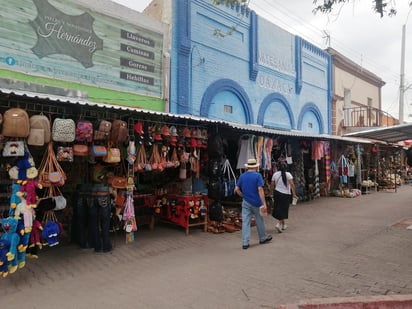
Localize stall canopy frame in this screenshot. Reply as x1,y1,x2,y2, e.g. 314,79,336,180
344,123,412,143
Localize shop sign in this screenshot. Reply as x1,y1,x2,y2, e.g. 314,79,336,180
0,0,164,101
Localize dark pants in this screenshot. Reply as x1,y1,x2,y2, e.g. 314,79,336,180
73,184,112,252
87,194,112,252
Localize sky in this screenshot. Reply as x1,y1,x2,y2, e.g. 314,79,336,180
111,0,412,122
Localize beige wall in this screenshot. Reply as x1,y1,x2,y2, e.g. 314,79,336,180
334,66,381,109
333,66,382,135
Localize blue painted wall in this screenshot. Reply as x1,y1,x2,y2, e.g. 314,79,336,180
171,0,332,134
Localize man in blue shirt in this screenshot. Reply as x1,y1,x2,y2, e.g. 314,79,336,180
234,158,272,249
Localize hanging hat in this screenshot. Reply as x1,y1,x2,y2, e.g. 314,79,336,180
134,122,144,135
244,158,259,169
169,126,178,137
182,127,191,138
190,138,198,148
161,125,170,136
169,136,177,146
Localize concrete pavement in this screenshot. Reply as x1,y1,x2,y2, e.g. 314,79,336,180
1,185,412,308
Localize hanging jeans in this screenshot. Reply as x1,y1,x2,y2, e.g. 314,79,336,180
87,185,112,253
75,191,93,249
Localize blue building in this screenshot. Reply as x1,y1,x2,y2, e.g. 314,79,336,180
168,0,332,135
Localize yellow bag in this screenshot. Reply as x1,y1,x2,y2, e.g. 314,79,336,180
103,147,121,163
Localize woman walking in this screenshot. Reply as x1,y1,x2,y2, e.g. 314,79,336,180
271,162,298,233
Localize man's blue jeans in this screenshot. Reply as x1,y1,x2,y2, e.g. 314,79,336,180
241,200,267,246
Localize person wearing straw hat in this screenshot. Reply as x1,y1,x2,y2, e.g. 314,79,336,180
234,158,272,250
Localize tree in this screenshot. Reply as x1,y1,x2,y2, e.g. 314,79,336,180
213,0,412,18
312,0,398,17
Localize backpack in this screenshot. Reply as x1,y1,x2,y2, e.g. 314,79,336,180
208,201,224,222
93,120,112,140
2,108,30,137
27,114,51,146
75,120,93,142
110,120,128,143
52,118,76,143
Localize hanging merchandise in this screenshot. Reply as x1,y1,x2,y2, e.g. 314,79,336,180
2,140,25,157
27,114,51,146
38,142,67,187
126,138,136,165
94,119,112,141
110,119,128,144
56,146,74,162
73,144,89,156
134,144,148,172
103,144,121,164
51,118,76,143
123,157,137,242
236,135,256,169
348,160,355,177
149,144,162,171
324,142,331,193
338,155,349,184
221,159,236,197
75,120,93,143
41,210,61,247
90,144,107,157
2,108,30,138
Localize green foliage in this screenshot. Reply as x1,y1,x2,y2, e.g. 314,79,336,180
312,0,403,17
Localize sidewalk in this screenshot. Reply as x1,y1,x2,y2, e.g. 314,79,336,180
1,185,412,308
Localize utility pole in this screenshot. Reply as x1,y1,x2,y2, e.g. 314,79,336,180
399,24,406,124
400,7,412,124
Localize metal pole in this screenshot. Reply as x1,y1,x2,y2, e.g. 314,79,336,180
399,24,406,124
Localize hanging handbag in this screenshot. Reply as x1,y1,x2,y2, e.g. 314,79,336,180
134,144,147,172
2,140,25,157
221,159,237,197
56,146,74,162
149,144,162,171
73,144,89,156
111,176,127,189
90,144,107,157
38,142,67,187
115,190,126,208
52,118,76,142
103,145,121,163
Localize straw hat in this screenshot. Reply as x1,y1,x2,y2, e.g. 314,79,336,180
244,158,259,169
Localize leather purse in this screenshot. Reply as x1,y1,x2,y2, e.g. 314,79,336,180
73,144,88,156
103,147,121,163
111,176,127,189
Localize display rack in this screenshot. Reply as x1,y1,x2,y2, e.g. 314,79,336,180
161,194,208,235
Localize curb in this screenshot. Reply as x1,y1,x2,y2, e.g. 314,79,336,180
278,294,412,309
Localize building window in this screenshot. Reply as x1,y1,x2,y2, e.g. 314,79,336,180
224,105,232,113
308,122,313,128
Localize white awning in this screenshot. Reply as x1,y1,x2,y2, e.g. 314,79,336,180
0,87,374,144
344,124,412,143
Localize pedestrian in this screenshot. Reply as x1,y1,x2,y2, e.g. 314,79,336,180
234,158,272,249
271,161,297,233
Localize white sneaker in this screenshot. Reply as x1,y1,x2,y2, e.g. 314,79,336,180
275,223,283,233
282,224,288,231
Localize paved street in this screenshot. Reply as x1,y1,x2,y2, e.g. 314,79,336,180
1,185,412,309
